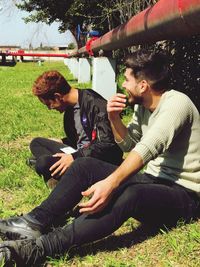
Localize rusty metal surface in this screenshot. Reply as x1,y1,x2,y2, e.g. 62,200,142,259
78,0,200,55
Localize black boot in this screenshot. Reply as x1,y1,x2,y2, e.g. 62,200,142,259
26,157,36,168
0,214,43,240
0,238,46,266
0,224,79,266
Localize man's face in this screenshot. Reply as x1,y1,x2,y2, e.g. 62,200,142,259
122,68,143,106
39,96,66,113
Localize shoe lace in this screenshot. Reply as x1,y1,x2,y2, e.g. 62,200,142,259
0,239,45,266
17,239,45,266
0,246,12,266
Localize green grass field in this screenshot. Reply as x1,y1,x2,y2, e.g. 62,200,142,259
0,61,199,267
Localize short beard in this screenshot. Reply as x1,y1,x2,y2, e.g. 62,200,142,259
127,96,143,108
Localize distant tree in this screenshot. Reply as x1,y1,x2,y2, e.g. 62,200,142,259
34,46,54,51
29,43,33,50
16,0,157,33
67,42,76,50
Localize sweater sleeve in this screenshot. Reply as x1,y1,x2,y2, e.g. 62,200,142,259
133,94,193,164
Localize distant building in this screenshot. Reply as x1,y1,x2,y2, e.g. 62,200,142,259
0,45,21,53
53,45,68,51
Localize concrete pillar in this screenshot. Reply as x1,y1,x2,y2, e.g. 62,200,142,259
64,58,73,73
65,58,79,79
78,58,91,83
64,58,70,69
64,57,79,79
92,57,117,100
12,56,17,63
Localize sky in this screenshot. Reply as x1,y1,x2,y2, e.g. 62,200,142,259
0,1,76,48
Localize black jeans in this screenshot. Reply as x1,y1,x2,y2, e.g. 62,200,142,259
30,137,69,158
30,137,69,181
28,158,200,255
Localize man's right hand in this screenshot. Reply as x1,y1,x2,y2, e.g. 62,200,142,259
79,176,118,214
107,93,126,121
107,93,128,143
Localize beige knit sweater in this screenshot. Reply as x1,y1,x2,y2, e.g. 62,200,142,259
118,90,200,196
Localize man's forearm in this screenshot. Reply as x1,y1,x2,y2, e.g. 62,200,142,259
106,150,144,188
109,116,128,143
79,150,144,214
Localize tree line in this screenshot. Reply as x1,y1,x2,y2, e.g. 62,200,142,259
16,0,157,32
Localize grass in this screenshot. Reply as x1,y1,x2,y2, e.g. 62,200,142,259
0,61,199,267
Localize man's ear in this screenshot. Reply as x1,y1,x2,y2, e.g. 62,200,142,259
54,93,63,100
139,80,149,94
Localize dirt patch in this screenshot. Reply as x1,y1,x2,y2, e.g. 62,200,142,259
0,135,32,150
0,188,14,203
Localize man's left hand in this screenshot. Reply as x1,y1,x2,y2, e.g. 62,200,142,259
49,153,74,177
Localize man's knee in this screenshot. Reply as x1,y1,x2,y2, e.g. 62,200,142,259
70,157,97,169
30,137,44,151
35,155,55,176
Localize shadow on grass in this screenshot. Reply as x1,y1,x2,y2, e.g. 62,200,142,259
50,207,163,258
68,216,200,259
69,223,162,258
51,201,200,260
0,61,17,67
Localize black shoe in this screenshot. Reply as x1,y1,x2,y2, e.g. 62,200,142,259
26,157,36,168
0,215,42,240
0,238,45,266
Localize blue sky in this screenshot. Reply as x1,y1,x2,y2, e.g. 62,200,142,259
0,1,76,48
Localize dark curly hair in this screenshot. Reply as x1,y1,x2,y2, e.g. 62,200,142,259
124,49,169,91
32,70,71,99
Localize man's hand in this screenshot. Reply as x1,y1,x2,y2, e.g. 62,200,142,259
79,151,144,214
49,153,74,177
107,93,128,142
79,177,117,214
107,93,126,121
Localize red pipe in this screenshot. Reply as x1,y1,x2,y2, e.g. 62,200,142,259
78,0,200,54
6,52,69,58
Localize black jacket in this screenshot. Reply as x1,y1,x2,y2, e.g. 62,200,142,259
62,89,123,165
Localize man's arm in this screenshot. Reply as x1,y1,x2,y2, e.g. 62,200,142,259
79,150,143,213
107,93,128,142
79,93,144,213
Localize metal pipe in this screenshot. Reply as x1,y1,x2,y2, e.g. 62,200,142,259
6,52,69,58
78,0,200,54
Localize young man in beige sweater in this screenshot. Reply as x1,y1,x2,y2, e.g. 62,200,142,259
0,49,199,266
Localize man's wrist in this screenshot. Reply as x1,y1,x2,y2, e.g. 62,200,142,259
108,114,121,123
106,174,121,190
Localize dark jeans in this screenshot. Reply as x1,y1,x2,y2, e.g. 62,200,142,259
28,158,200,255
30,137,69,181
30,137,68,158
